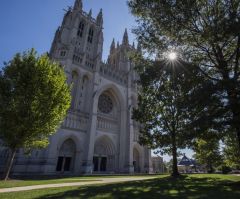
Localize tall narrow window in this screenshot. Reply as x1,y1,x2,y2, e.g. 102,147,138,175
88,28,94,43
71,71,79,109
77,21,85,37
60,50,66,57
80,76,89,111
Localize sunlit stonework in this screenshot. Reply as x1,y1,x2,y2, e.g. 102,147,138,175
0,0,152,175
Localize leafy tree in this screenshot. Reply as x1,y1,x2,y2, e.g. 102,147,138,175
0,50,71,180
223,134,240,169
132,56,201,177
128,0,240,152
193,138,222,173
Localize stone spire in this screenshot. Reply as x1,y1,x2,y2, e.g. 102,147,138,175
97,8,103,26
88,9,92,17
73,0,82,11
110,38,115,54
122,29,129,45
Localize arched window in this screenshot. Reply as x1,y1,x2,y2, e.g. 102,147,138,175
60,50,66,57
77,21,85,37
88,28,94,43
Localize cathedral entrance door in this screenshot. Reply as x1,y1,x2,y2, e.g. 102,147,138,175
94,136,116,172
93,156,107,172
100,157,107,172
56,139,76,173
56,156,72,172
133,160,137,173
133,147,140,173
93,156,99,172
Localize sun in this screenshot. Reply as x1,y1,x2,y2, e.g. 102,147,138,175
168,52,177,61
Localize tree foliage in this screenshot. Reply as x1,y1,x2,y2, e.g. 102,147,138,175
223,133,240,169
128,0,240,152
193,138,222,173
132,55,202,176
0,50,71,180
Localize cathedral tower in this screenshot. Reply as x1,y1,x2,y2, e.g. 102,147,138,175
50,0,103,73
0,0,152,175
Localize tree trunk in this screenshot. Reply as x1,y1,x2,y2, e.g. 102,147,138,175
3,149,16,181
207,163,214,173
171,132,180,177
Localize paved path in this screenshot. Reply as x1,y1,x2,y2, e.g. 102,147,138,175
0,176,157,193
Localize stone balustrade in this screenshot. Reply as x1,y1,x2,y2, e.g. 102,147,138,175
97,115,119,133
62,110,89,132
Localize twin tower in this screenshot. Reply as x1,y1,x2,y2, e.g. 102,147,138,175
50,0,140,75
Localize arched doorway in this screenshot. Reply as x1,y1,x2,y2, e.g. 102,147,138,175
133,147,140,173
56,139,76,173
93,136,115,173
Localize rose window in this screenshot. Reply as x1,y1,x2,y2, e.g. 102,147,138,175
98,94,113,114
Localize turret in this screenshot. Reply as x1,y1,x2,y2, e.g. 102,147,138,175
122,28,129,45
110,39,115,54
73,0,82,11
97,9,103,27
88,9,92,17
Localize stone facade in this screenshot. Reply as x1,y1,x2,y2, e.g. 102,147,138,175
152,156,164,174
0,0,152,175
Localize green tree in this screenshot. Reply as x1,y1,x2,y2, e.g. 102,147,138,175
193,138,222,173
223,134,240,169
132,56,200,177
0,50,71,180
128,0,240,152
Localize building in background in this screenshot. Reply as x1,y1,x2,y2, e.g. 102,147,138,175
178,154,196,173
0,0,152,175
152,156,164,173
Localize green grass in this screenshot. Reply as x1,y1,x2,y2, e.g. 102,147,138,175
0,174,240,199
0,174,156,188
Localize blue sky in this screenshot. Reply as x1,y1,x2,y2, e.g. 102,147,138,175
0,0,136,66
0,0,193,161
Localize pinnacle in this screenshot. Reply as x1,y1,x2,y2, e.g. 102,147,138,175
122,28,129,45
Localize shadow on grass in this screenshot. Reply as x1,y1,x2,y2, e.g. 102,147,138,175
7,174,154,181
0,174,166,189
35,175,240,199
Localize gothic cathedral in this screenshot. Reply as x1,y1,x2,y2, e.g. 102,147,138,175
0,0,152,175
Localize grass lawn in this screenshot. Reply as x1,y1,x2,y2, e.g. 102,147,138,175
0,174,240,199
0,174,156,188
